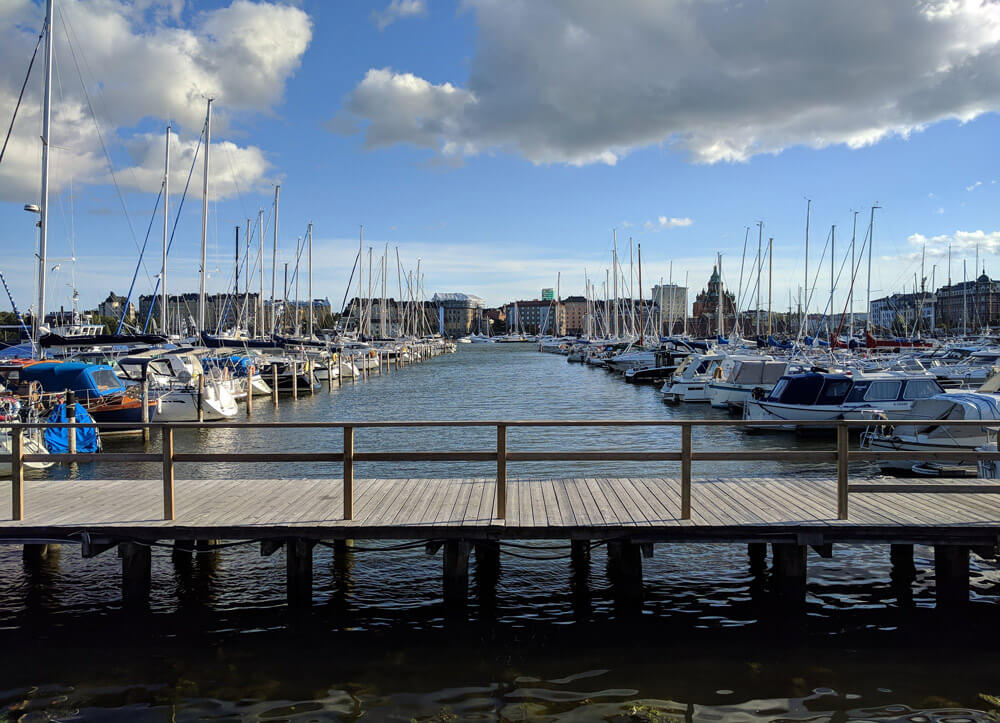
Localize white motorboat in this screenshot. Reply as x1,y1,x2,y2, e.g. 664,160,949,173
708,358,789,409
660,352,724,403
742,370,946,431
861,392,1000,474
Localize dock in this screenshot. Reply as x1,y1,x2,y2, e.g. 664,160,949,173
3,418,1000,612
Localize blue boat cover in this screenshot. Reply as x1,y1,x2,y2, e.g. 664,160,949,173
44,402,100,453
20,362,126,397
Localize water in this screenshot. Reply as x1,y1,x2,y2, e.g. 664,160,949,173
5,344,1000,721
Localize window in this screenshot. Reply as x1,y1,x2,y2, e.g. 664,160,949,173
90,369,123,393
903,379,943,400
767,378,788,401
817,379,852,405
863,381,902,402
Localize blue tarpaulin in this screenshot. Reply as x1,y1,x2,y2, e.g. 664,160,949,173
44,402,100,453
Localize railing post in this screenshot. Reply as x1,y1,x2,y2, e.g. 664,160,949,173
272,364,279,407
292,361,299,399
343,425,354,520
162,426,175,520
496,424,507,519
66,389,76,455
680,423,692,520
196,374,205,423
140,379,150,442
246,366,254,416
837,421,849,520
11,425,23,521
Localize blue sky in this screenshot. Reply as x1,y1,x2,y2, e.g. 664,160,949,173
3,0,1000,321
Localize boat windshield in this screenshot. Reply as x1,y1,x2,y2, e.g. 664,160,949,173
90,369,124,393
816,378,852,405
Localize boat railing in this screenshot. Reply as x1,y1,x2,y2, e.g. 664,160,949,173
2,418,1000,524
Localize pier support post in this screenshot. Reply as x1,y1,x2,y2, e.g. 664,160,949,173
606,541,643,607
571,540,591,567
474,541,500,612
246,367,254,415
771,543,807,607
748,542,767,574
22,544,52,565
292,362,298,399
286,538,316,608
890,544,916,581
119,542,152,610
934,545,969,606
272,365,279,407
443,540,471,610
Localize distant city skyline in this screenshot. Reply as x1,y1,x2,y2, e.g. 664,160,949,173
3,1,1000,317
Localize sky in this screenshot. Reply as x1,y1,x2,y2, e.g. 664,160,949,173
3,0,1000,323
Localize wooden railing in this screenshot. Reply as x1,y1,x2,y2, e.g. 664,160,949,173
3,418,1000,523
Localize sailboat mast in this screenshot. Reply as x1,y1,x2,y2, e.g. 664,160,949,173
294,236,300,336
767,238,773,337
308,222,314,338
717,252,724,337
161,123,170,335
357,226,363,335
850,211,857,338
198,98,212,334
756,221,763,337
802,198,810,338
637,243,643,345
612,231,619,339
34,0,55,352
258,209,264,337
829,225,835,340
270,185,279,335
867,205,879,331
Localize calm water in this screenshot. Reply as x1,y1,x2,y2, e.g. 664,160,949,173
4,344,1000,721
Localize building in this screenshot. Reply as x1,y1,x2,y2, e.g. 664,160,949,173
138,292,260,335
342,297,437,336
97,292,136,321
432,293,486,337
651,284,688,335
933,272,1000,331
691,266,737,336
869,291,935,334
561,295,587,335
506,299,565,335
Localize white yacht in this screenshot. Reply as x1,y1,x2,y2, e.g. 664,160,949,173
707,358,789,409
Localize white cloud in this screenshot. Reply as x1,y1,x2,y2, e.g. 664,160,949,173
371,0,427,31
966,180,982,191
908,229,1000,257
0,0,311,201
642,216,693,231
333,0,1000,166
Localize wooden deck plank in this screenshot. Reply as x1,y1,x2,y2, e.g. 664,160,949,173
2,476,1000,540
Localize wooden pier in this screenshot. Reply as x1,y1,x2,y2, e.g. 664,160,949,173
2,419,1000,612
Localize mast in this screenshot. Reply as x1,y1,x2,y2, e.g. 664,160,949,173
802,199,810,338
382,243,388,338
357,226,363,335
367,246,373,338
850,211,857,338
34,0,55,352
308,222,314,338
282,262,288,334
767,238,773,337
612,231,619,339
637,243,643,345
258,209,264,337
293,236,301,336
829,225,835,340
270,185,279,334
234,225,239,330
963,259,968,335
716,252,724,337
198,98,212,334
161,123,170,335
756,221,763,337
867,205,879,331
629,237,635,339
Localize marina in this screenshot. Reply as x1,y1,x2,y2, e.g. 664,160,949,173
5,0,1000,718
